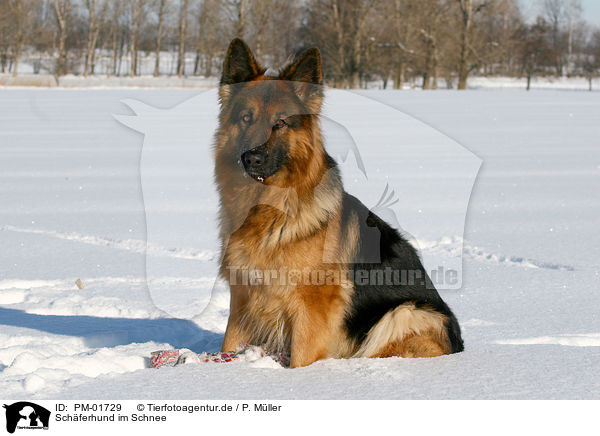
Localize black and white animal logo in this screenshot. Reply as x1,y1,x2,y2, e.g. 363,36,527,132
3,402,50,434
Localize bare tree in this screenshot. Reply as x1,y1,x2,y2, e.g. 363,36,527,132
0,1,9,73
543,0,567,76
84,0,106,77
306,0,380,88
27,2,54,74
495,0,522,76
518,17,553,90
153,0,167,77
53,0,71,77
416,0,453,89
347,0,378,88
7,0,30,77
129,0,143,76
84,0,97,76
455,0,472,89
391,0,417,89
177,0,188,77
578,28,600,90
366,0,419,89
455,0,491,89
194,0,222,76
330,0,347,86
565,0,581,73
106,0,123,76
245,0,273,58
225,0,247,38
230,0,301,66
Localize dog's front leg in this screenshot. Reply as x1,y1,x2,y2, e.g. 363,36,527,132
221,287,249,352
222,316,246,352
289,314,329,368
289,285,343,368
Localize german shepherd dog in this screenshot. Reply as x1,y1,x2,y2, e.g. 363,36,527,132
215,38,463,368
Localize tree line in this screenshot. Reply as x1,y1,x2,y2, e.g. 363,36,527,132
1,0,599,89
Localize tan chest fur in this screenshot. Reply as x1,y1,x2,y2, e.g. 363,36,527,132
221,200,356,355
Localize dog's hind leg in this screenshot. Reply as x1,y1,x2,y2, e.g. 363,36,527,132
371,333,448,358
354,302,452,359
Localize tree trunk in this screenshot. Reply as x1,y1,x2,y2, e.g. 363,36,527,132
10,0,25,77
12,39,23,77
567,23,573,75
394,62,405,89
108,7,118,76
90,2,104,75
84,0,97,77
193,51,200,75
393,0,412,91
130,0,141,76
109,26,118,76
117,33,124,76
154,0,166,77
349,37,361,89
90,42,97,74
457,0,472,90
332,0,345,88
432,53,438,90
204,55,213,77
54,0,70,78
177,0,189,78
349,72,359,89
431,40,438,90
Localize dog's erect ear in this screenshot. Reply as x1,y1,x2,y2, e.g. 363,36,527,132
219,39,264,106
280,48,322,85
280,48,323,113
220,38,263,87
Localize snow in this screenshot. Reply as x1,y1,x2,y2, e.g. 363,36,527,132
0,73,218,89
1,87,599,400
468,76,600,91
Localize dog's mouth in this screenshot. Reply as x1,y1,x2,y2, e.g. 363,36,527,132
246,171,266,183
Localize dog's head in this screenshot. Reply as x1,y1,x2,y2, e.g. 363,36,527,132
216,38,325,188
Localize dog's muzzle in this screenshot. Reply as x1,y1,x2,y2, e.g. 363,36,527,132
241,145,268,181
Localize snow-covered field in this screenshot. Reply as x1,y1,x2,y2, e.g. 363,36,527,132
0,73,218,89
468,75,600,90
1,87,599,400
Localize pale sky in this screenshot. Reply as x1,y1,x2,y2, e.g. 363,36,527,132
521,0,600,27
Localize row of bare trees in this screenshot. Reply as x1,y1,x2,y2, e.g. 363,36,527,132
1,0,599,89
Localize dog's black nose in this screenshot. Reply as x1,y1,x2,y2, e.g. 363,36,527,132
241,149,265,169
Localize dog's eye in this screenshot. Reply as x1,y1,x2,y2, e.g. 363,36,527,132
273,119,287,129
241,114,252,124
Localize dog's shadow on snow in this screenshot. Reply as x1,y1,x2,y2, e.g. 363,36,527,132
0,307,223,353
